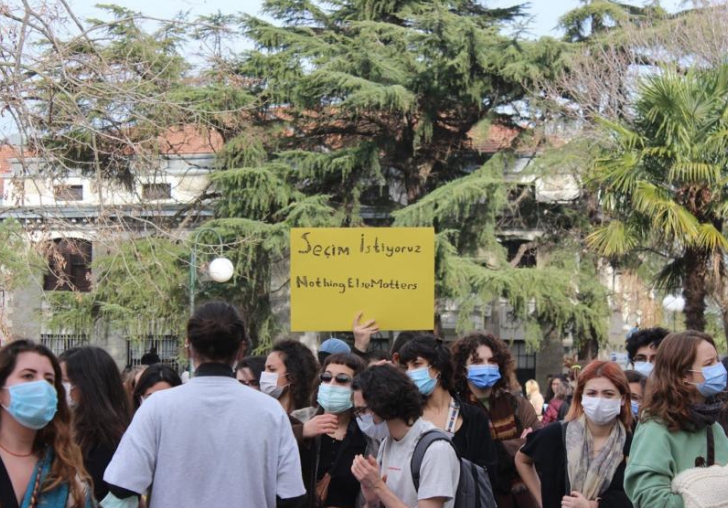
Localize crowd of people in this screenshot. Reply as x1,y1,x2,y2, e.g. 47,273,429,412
0,303,727,508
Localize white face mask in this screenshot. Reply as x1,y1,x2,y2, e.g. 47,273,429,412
633,361,653,377
356,413,390,441
581,395,622,425
62,382,77,409
260,371,287,400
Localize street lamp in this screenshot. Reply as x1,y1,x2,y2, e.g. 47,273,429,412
189,228,234,314
662,294,685,331
187,228,234,379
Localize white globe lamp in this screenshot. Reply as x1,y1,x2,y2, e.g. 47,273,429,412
208,257,234,283
662,295,685,313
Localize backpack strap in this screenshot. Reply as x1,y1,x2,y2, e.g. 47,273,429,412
561,421,571,496
445,399,461,435
411,429,458,491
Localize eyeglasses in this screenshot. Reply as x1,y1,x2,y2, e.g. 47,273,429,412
238,379,260,387
319,372,353,385
353,405,370,418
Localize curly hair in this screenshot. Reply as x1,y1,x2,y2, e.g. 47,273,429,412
565,360,633,429
643,331,716,431
398,333,454,392
272,339,319,410
0,340,90,506
625,327,669,363
451,331,515,396
352,364,422,425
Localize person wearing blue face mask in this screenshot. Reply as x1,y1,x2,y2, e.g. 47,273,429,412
625,331,728,508
625,327,669,378
452,332,542,508
624,370,647,423
302,352,373,508
398,334,499,488
0,339,94,508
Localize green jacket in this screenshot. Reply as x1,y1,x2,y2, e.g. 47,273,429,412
624,419,728,508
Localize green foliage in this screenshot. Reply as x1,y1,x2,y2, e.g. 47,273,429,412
45,237,189,342
588,65,728,329
0,220,43,291
194,0,611,348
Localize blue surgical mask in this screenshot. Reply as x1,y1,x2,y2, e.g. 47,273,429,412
1,380,58,430
317,384,353,414
356,413,389,441
407,366,437,396
692,362,728,398
467,365,501,389
631,400,640,418
633,361,653,377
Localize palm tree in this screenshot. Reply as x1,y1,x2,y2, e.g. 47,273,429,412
587,65,728,330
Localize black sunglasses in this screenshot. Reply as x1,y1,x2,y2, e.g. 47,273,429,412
238,379,260,387
319,372,353,384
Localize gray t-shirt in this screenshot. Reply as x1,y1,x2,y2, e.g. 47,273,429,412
378,418,460,508
104,374,305,508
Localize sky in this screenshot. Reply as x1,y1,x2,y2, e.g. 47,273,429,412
66,0,688,37
0,0,689,139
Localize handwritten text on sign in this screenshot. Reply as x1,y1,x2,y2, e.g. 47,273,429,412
290,228,435,331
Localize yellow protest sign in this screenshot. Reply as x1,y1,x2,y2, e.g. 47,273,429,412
290,227,435,331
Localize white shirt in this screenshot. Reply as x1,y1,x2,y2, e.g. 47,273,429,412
378,418,460,508
104,372,305,508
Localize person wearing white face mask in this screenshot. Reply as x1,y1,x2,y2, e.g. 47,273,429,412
351,364,460,508
625,331,728,508
625,327,669,378
516,360,634,508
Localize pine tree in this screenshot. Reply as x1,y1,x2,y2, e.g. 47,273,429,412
204,0,610,349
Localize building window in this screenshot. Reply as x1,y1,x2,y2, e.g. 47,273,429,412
40,333,88,356
43,238,93,292
54,185,84,201
142,183,172,200
511,341,537,370
127,335,179,371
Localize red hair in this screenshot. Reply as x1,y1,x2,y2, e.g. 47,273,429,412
566,360,633,430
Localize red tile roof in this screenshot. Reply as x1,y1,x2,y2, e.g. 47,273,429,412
468,123,521,153
158,125,223,155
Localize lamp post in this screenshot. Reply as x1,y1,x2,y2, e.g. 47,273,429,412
662,294,686,332
187,228,234,378
189,228,234,314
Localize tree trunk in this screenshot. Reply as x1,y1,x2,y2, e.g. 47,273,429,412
683,247,709,331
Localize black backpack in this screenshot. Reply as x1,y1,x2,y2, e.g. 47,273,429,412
411,429,497,508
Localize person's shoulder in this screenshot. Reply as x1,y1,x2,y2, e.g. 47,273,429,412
459,399,486,417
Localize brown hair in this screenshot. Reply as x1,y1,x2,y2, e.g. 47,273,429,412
643,331,716,431
0,340,90,505
451,331,515,396
565,360,633,429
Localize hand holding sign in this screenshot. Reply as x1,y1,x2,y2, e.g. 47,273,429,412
353,312,379,352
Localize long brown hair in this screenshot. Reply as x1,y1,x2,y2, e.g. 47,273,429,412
643,331,716,431
566,360,633,429
0,340,90,506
